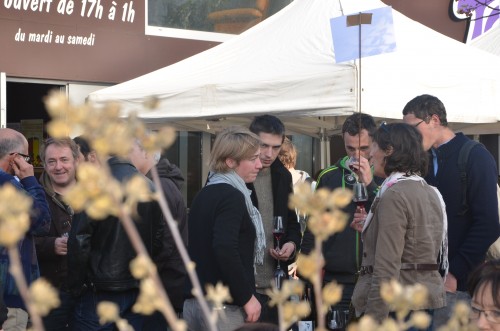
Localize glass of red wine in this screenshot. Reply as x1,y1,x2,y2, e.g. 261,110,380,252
273,216,286,289
352,182,368,210
345,156,359,182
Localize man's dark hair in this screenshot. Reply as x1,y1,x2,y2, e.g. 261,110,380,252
402,94,448,126
468,259,500,308
73,136,92,160
373,123,428,177
342,113,377,137
249,115,286,141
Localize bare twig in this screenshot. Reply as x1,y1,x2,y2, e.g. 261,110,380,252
117,209,181,330
313,240,325,331
150,167,217,331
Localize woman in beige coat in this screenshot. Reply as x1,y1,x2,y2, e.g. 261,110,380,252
351,123,446,326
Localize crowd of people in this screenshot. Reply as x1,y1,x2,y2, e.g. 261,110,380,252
0,94,499,331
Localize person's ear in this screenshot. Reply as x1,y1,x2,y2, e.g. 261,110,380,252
225,158,236,169
429,114,440,126
88,151,98,163
385,146,394,156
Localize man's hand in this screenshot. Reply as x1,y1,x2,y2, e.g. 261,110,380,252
353,156,373,186
10,155,34,179
350,207,367,233
270,242,295,261
54,237,68,255
444,272,457,293
243,295,261,322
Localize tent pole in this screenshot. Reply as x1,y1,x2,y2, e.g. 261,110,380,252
320,128,330,169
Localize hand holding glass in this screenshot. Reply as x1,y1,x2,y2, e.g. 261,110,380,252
352,182,368,210
345,156,358,182
272,216,286,289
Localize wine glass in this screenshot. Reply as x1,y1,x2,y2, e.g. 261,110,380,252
345,156,358,182
327,307,349,330
352,182,368,210
272,216,286,289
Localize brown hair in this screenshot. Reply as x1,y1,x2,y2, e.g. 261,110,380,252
40,137,80,164
278,137,297,169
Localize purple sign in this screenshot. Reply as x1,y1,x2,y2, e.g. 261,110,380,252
452,0,499,42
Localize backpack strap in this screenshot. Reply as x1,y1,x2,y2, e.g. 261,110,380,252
457,140,482,215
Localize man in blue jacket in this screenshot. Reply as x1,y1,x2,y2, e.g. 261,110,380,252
0,128,51,330
403,94,500,327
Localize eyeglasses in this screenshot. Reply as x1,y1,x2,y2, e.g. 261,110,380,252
470,306,500,324
380,121,390,133
413,116,430,128
9,152,31,163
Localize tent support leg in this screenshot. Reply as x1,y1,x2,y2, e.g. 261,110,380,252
319,128,330,170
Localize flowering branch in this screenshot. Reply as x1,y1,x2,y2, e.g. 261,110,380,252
149,166,217,331
8,247,45,331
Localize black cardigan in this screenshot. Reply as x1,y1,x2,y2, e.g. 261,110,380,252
247,158,302,269
187,183,256,306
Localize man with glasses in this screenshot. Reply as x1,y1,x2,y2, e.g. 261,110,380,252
402,94,500,327
35,137,80,330
0,128,51,330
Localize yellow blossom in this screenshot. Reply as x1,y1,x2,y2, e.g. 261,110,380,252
155,127,177,151
380,279,403,305
115,318,134,331
44,91,69,118
0,184,32,247
133,278,160,315
282,279,304,298
130,254,155,279
143,95,160,109
86,194,118,219
46,120,72,138
206,282,232,309
378,318,399,331
97,301,119,324
170,319,188,331
352,315,378,331
29,278,60,316
322,281,343,307
410,311,431,330
125,175,153,205
266,285,290,307
329,188,353,209
282,301,310,328
296,252,323,282
408,283,428,308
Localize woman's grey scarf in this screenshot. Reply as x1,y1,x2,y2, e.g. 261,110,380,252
206,171,266,266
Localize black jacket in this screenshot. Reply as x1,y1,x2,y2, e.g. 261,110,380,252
187,184,256,306
35,173,73,289
301,156,382,284
146,158,187,312
68,157,164,293
247,158,302,269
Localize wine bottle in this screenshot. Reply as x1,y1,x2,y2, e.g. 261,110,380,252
298,283,315,331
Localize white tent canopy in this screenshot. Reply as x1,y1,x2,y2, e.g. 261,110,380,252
89,0,500,136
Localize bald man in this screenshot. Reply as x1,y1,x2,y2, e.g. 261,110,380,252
0,128,51,331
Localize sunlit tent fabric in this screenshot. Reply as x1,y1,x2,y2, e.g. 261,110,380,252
88,0,500,127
